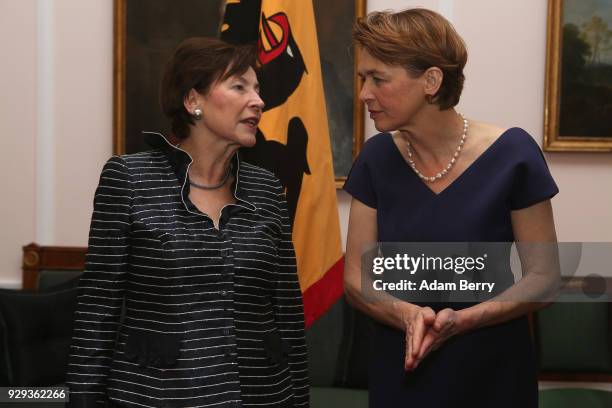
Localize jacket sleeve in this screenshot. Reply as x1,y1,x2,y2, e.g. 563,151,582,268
66,156,131,408
273,185,310,407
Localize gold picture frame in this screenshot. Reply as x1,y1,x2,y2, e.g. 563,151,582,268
544,0,612,152
113,0,365,185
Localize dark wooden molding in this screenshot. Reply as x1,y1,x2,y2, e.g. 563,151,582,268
113,0,126,156
22,243,87,290
539,372,612,383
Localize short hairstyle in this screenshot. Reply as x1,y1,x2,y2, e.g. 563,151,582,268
353,9,467,110
160,37,258,139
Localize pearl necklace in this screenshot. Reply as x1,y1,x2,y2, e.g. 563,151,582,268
405,113,468,183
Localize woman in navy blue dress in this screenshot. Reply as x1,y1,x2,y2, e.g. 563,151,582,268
343,9,559,407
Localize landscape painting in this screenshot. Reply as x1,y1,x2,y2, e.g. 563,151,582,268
544,0,612,151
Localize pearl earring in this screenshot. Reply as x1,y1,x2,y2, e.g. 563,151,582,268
192,108,202,120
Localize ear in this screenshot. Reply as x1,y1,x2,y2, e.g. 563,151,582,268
423,67,443,100
183,88,203,115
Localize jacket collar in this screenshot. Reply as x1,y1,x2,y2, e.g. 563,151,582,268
143,131,257,212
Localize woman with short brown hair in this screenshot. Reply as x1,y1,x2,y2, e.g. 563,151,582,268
67,37,309,408
344,9,558,407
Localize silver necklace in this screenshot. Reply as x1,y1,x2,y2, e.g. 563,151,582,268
405,113,468,183
189,165,232,190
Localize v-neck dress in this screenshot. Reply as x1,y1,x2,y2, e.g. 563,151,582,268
343,128,558,407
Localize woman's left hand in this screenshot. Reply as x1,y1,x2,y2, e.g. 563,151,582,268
406,308,468,371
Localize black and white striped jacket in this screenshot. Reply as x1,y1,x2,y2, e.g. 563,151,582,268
67,132,309,408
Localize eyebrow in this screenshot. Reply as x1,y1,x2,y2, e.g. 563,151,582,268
357,69,385,77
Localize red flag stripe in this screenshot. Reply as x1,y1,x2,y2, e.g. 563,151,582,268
302,257,344,328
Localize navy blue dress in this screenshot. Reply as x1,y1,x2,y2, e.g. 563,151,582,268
344,128,558,407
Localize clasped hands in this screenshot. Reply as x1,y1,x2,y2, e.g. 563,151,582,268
404,306,467,371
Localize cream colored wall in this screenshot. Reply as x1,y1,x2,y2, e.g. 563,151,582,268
0,1,38,288
1,0,611,288
53,0,113,245
0,0,112,287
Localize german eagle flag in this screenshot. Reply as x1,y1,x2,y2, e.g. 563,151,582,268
221,0,343,327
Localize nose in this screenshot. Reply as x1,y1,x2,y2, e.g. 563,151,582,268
250,91,265,112
359,82,373,103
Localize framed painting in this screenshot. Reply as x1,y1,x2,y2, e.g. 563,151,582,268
544,0,612,152
113,0,365,183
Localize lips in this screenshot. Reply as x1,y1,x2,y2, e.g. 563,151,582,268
369,110,382,119
240,117,260,130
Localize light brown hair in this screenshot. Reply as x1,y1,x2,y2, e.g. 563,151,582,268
160,37,258,139
353,9,467,109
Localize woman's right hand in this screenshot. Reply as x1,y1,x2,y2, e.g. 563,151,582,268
403,305,436,371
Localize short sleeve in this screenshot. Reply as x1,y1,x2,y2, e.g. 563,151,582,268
343,137,379,209
508,129,559,210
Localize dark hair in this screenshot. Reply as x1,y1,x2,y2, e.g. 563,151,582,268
160,37,258,139
353,9,467,109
